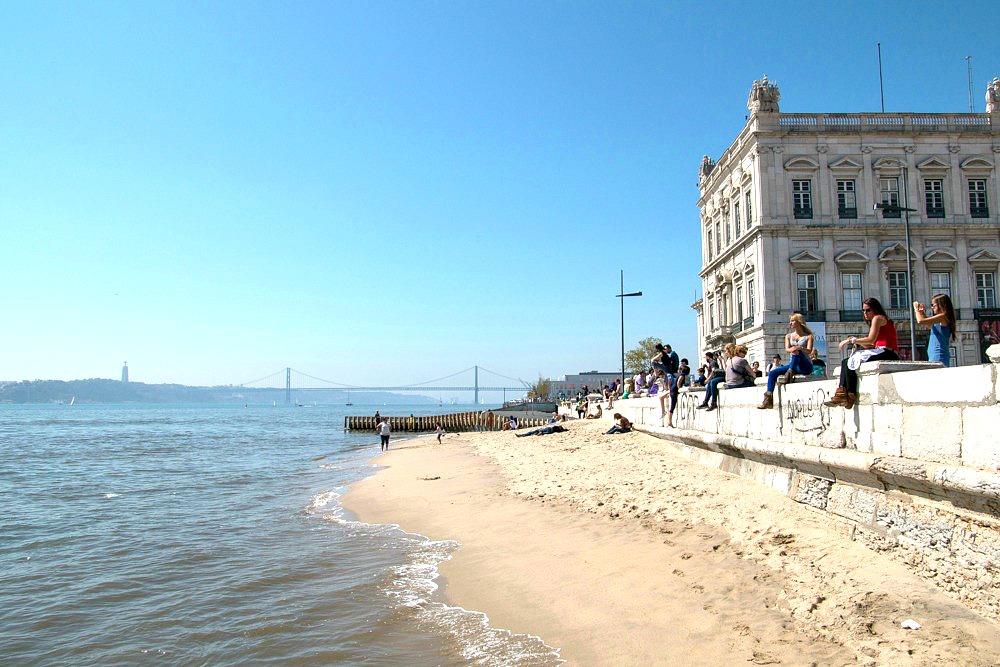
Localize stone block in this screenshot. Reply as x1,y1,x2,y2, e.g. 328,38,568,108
826,483,880,525
856,360,945,376
892,364,995,404
961,406,1000,471
900,405,963,464
792,473,833,509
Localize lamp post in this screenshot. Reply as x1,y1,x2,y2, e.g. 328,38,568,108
874,173,918,359
615,270,642,390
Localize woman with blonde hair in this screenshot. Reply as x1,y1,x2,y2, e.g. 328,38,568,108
913,294,956,366
758,313,814,409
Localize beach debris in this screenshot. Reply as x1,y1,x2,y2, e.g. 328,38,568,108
900,619,921,630
418,476,441,481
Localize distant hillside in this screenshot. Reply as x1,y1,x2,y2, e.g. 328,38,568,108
0,379,433,405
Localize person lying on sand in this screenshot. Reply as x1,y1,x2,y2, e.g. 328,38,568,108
515,425,568,437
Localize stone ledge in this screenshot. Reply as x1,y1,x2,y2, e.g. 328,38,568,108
834,360,945,378
636,425,1000,516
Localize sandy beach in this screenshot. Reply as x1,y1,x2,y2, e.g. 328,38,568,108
342,420,1000,666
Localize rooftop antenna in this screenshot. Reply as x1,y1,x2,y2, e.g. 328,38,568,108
966,56,974,113
877,43,885,112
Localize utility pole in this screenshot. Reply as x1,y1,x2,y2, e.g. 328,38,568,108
967,56,974,113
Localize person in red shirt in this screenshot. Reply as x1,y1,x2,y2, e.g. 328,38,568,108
825,297,899,410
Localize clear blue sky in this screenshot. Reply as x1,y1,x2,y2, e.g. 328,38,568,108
3,1,998,391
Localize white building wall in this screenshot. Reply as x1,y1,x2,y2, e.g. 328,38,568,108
695,78,1000,368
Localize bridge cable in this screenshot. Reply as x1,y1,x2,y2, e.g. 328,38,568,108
238,369,289,386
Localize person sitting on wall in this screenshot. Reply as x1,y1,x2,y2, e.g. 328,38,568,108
698,343,755,412
758,313,815,409
751,361,763,378
825,297,899,410
765,354,782,374
606,413,632,434
809,349,827,376
691,366,708,387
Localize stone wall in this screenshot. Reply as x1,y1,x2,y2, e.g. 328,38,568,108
611,361,1000,621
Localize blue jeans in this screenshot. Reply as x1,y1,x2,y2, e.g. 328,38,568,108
607,425,631,434
766,353,814,393
703,378,755,406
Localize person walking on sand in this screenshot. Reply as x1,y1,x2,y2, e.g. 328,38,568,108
378,417,391,451
435,423,444,444
913,294,956,366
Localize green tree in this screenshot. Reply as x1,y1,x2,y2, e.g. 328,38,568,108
624,336,662,374
527,376,552,400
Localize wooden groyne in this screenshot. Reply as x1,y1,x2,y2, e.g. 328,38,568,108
344,411,548,432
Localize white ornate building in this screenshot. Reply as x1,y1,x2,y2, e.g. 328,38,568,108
694,77,1000,367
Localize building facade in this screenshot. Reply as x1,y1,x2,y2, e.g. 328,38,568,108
551,371,622,398
694,76,1000,368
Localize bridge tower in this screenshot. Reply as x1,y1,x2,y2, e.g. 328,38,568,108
474,365,479,405
286,367,291,405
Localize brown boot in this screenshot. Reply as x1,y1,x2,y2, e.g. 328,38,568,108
757,391,774,409
824,386,847,407
842,392,858,410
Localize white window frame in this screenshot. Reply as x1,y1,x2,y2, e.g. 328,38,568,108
930,272,952,298
888,270,908,309
792,180,812,218
976,272,996,308
841,272,862,311
970,179,989,217
837,179,857,218
924,178,945,217
797,272,817,313
880,177,900,216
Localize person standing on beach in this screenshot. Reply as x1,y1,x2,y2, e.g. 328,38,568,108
435,423,444,444
378,418,391,451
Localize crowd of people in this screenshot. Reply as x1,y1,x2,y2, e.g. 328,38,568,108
563,293,957,420
376,295,957,448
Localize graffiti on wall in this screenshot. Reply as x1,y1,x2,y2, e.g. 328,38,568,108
780,386,832,434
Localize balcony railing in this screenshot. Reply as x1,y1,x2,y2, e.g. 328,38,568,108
971,207,990,218
793,207,813,219
777,113,992,133
840,309,865,322
742,316,755,331
887,308,911,323
926,207,945,218
800,311,826,322
838,207,857,219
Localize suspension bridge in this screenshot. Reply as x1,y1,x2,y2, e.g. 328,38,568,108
238,366,530,405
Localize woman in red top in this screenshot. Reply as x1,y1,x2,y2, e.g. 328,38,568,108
825,297,899,409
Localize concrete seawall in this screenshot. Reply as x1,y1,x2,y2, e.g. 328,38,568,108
608,361,1000,621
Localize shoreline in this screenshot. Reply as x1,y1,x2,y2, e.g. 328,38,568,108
341,421,1000,666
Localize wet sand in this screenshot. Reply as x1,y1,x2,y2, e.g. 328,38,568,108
342,420,1000,666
